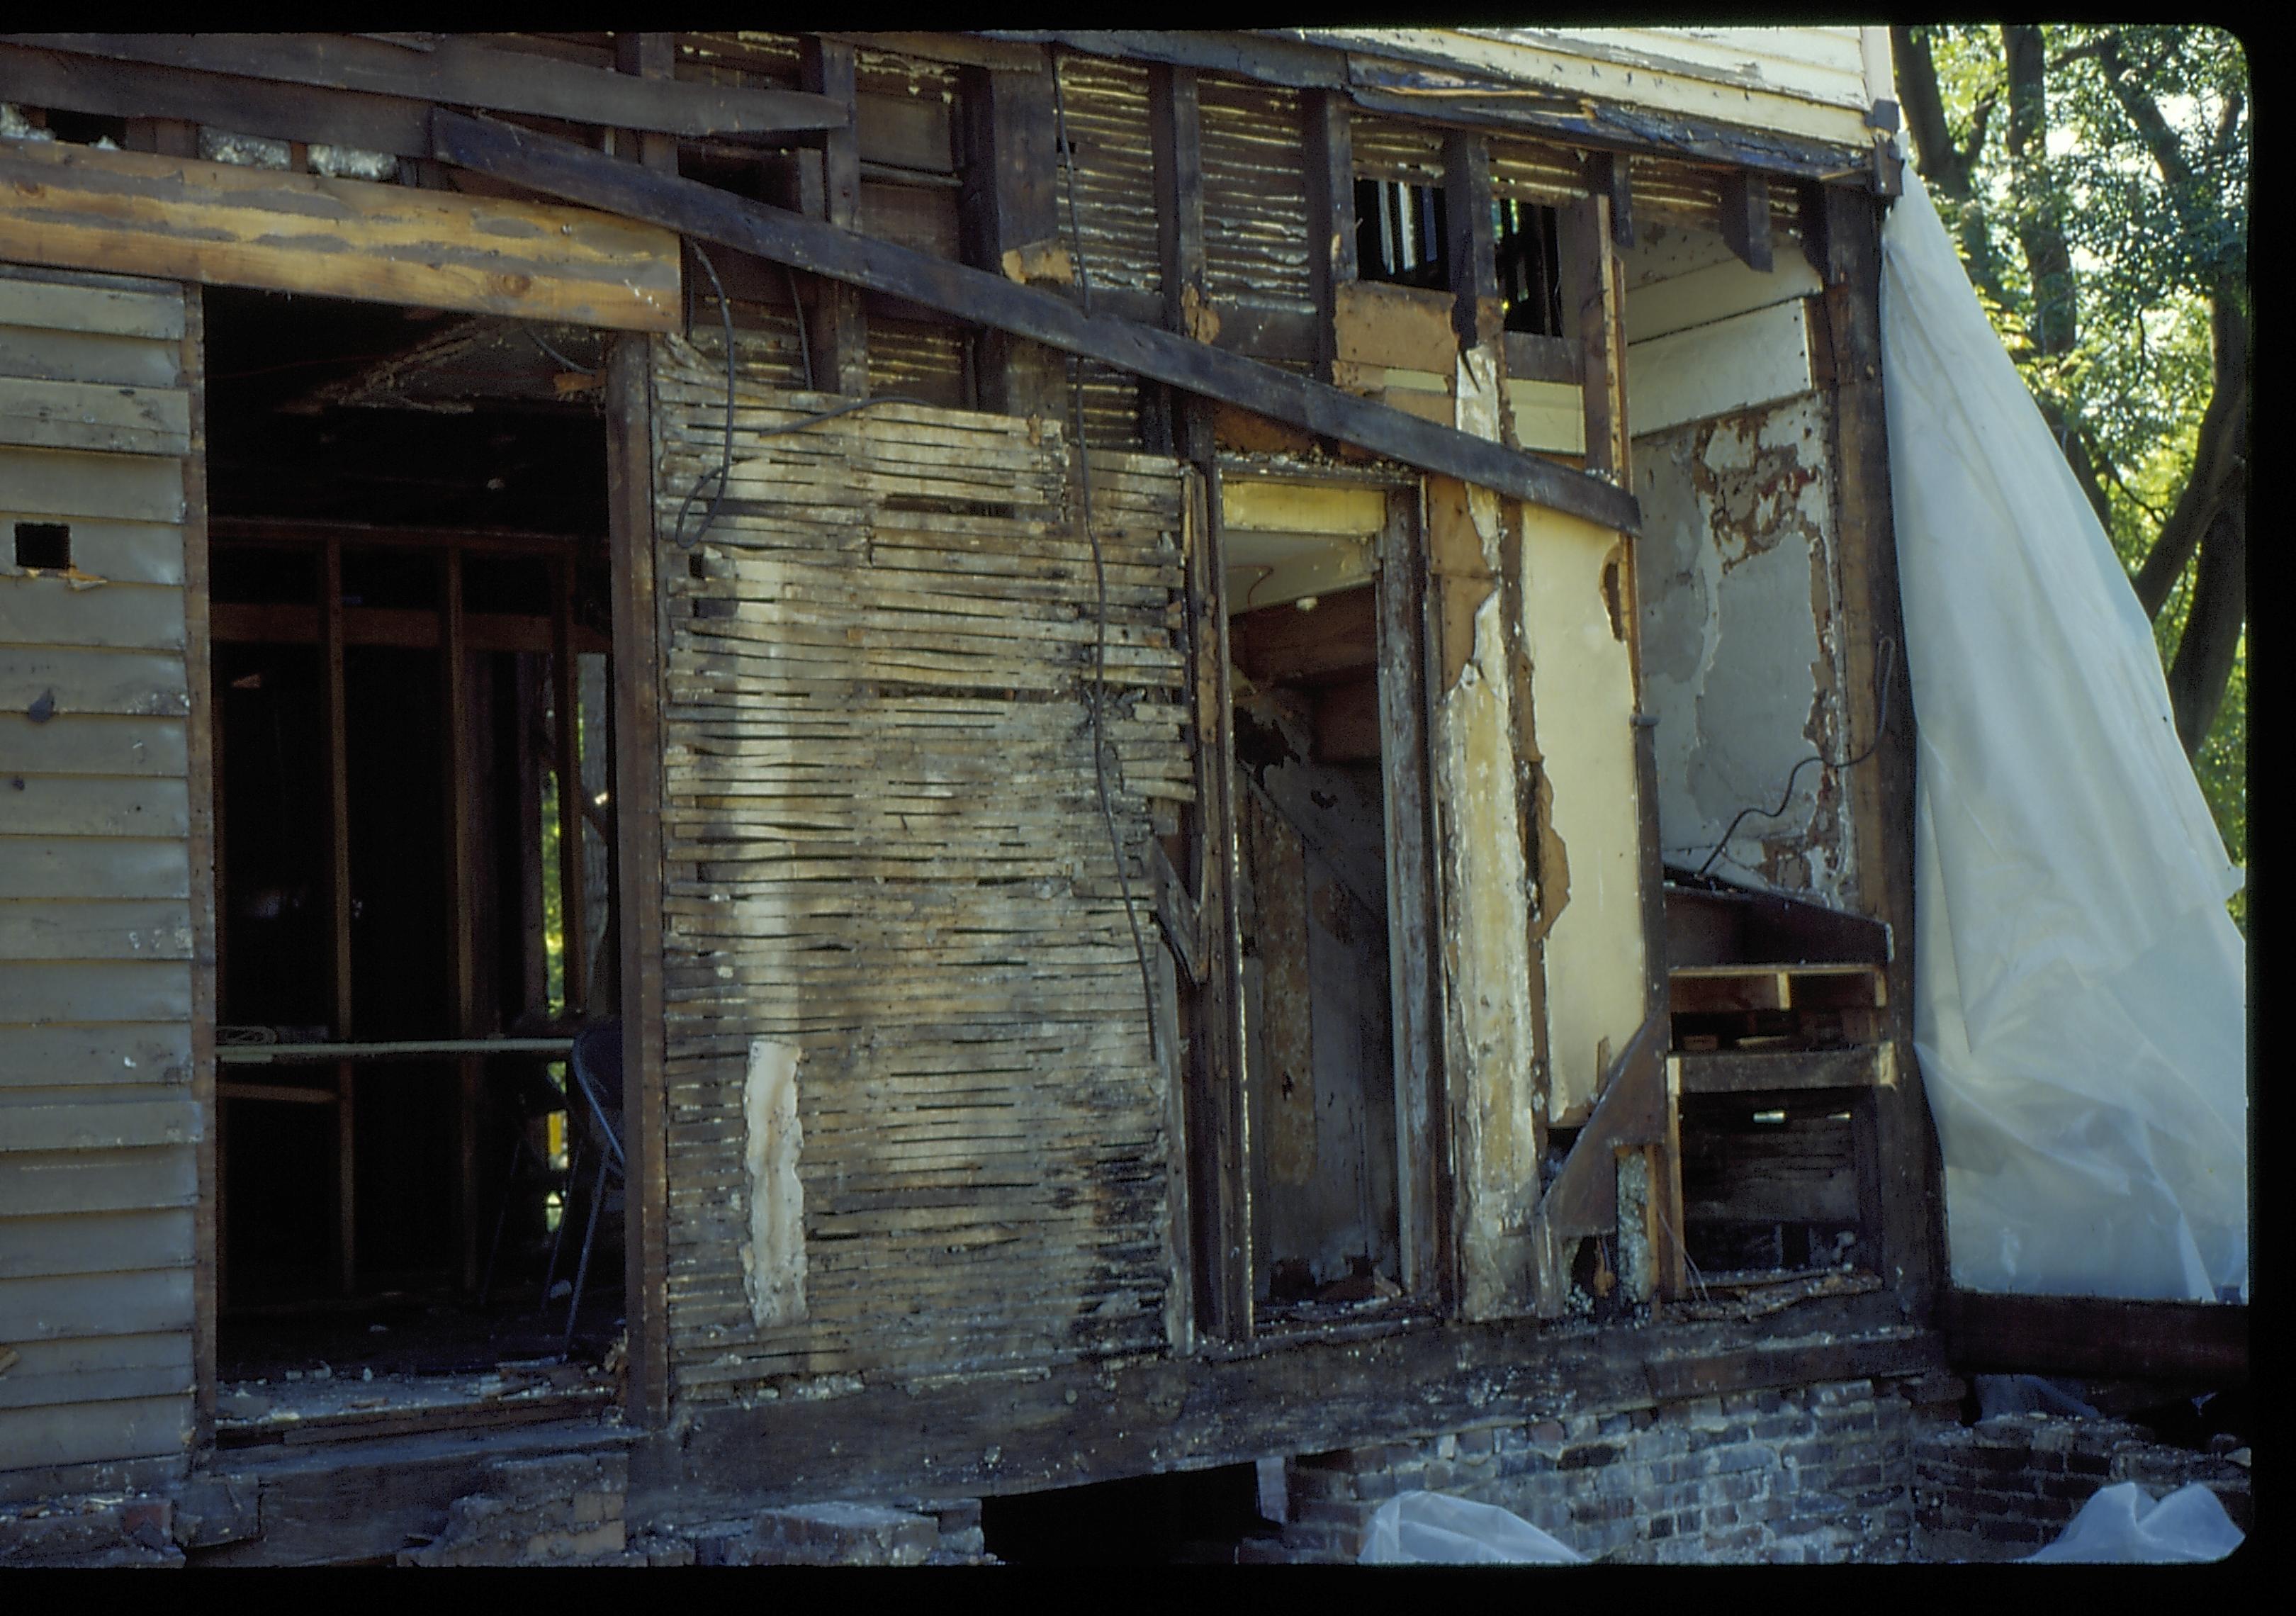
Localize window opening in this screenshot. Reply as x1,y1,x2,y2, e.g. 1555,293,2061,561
1496,197,1565,336
1355,177,1449,290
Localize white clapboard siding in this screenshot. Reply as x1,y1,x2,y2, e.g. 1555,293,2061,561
1627,298,1817,437
1304,28,1886,150
0,264,198,1486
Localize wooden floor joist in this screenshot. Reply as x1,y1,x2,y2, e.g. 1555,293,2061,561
429,111,1641,534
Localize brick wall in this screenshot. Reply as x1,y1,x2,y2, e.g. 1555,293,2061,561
1252,1376,1925,1564
1911,1414,2252,1562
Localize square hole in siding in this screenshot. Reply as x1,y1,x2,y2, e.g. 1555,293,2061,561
13,522,71,571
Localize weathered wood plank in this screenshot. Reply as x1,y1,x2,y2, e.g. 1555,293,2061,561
1937,1291,2246,1385
0,578,185,655
434,111,1641,532
959,57,1064,419
0,269,184,341
607,330,671,1425
0,1332,191,1413
0,1147,196,1221
0,1360,195,1413
0,1023,191,1088
13,33,847,139
0,517,182,588
0,644,189,718
0,376,188,457
0,960,192,1025
0,775,188,841
0,1393,192,1471
0,40,439,166
0,138,681,332
0,837,189,902
1816,183,1940,1312
0,1206,192,1281
0,898,192,963
0,444,182,525
801,35,870,398
0,322,181,390
1676,1045,1888,1096
0,712,186,777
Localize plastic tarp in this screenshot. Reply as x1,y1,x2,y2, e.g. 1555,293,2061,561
1358,1492,1588,1564
1880,165,2248,1301
2022,1482,2244,1564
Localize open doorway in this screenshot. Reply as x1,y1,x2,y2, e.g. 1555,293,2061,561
199,288,627,1440
1220,477,1431,1325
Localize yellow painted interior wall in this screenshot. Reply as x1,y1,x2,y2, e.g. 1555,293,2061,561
1520,503,1649,1126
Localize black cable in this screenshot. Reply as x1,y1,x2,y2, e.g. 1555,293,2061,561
1693,636,1900,880
670,242,737,552
525,329,591,375
1053,52,1161,1069
669,242,940,551
783,264,818,394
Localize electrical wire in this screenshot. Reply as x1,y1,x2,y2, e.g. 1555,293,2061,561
1053,52,1161,1069
783,264,818,394
1692,636,1899,880
670,242,737,553
525,329,592,375
668,240,937,551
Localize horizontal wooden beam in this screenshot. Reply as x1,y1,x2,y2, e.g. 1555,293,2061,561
1938,1290,2247,1386
211,517,590,554
432,111,1641,532
652,1301,1935,1513
210,602,609,656
9,32,845,139
0,42,434,161
1676,1045,1888,1096
0,139,681,331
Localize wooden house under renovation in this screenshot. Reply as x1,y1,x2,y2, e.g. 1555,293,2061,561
4,27,2201,1566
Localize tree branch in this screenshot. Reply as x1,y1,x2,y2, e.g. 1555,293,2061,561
2095,33,2210,247
2166,499,2245,756
2134,296,2247,618
2036,395,2115,531
2000,27,2078,357
1893,26,1988,198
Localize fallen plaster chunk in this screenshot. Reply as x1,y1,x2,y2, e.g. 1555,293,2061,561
740,1037,807,1327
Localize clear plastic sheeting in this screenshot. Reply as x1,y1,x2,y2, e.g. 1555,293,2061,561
1358,1491,1588,1564
2022,1482,2244,1564
1879,165,2249,1301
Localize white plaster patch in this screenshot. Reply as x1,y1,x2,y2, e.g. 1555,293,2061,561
739,1037,807,1328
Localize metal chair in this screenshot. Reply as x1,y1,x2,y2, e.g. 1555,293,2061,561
478,1057,578,1306
554,1018,625,1355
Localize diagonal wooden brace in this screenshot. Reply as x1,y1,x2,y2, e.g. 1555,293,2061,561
429,110,1641,534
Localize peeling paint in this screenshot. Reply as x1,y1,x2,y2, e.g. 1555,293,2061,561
740,1037,807,1329
1433,586,1541,1318
1636,393,1857,906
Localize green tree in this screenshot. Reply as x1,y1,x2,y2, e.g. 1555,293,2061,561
1893,26,2247,916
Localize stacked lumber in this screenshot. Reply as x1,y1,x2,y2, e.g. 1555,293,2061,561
648,335,1190,1395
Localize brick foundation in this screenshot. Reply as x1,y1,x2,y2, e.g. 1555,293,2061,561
1910,1414,2251,1562
1260,1377,1928,1564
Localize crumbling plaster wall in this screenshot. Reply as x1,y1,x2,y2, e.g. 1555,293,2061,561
1635,392,1857,904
